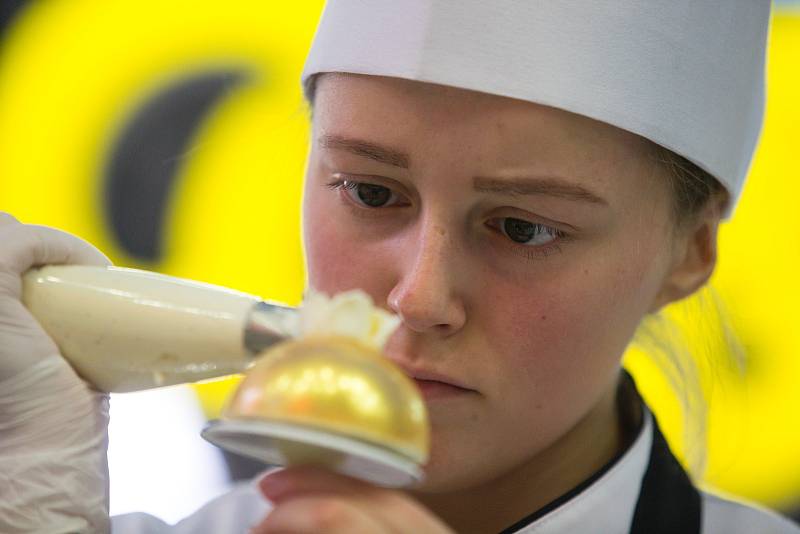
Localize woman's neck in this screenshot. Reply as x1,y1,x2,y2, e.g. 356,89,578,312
413,380,636,534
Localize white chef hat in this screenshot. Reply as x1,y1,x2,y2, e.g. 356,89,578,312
302,1,771,216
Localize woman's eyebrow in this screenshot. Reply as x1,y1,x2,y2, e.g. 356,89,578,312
319,134,409,168
317,135,605,205
473,176,608,205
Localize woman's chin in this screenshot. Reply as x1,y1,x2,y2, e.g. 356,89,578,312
412,445,488,494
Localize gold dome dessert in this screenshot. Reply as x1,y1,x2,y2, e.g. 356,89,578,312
224,336,428,463
202,290,430,487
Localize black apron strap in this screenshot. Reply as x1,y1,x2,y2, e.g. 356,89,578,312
629,419,702,533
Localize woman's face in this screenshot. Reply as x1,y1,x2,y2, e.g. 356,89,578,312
303,74,680,492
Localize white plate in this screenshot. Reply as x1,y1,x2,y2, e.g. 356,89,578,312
201,419,424,488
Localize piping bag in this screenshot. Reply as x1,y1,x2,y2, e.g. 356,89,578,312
22,265,429,487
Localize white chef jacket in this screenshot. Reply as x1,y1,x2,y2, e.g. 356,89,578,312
111,406,800,534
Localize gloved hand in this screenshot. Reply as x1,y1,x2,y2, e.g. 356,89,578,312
0,212,113,534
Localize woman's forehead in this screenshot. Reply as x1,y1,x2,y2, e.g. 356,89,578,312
312,73,652,177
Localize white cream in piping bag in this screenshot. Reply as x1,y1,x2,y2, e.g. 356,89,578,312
22,265,399,393
296,290,400,350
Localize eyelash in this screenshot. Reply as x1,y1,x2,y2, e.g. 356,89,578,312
482,217,567,261
327,179,361,193
327,179,357,191
325,178,408,209
325,177,569,261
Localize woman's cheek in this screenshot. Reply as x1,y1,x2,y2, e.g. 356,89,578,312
495,235,665,377
304,205,398,302
482,270,635,391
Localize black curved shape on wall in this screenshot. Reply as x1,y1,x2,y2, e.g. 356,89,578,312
103,70,250,261
0,0,28,36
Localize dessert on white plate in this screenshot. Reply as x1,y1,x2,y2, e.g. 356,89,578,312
202,290,430,488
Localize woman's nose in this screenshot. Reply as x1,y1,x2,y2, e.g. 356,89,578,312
386,223,467,335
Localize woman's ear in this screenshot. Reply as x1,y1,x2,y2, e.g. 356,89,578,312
649,198,725,313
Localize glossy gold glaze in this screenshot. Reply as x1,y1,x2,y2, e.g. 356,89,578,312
224,336,429,464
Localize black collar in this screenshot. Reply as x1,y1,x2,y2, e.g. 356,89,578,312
629,404,701,532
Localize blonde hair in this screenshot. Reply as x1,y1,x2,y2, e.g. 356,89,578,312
627,285,745,479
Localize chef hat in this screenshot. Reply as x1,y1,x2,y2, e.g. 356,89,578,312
302,1,771,216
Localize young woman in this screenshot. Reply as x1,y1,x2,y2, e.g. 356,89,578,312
1,2,796,533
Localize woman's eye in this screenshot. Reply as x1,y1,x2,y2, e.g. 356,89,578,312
500,217,560,246
353,183,393,207
329,179,405,208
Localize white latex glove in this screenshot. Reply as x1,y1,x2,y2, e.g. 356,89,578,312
0,212,113,533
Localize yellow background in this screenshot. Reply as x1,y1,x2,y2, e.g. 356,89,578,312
0,0,797,512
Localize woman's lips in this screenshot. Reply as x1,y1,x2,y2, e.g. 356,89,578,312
389,359,477,400
413,378,474,400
